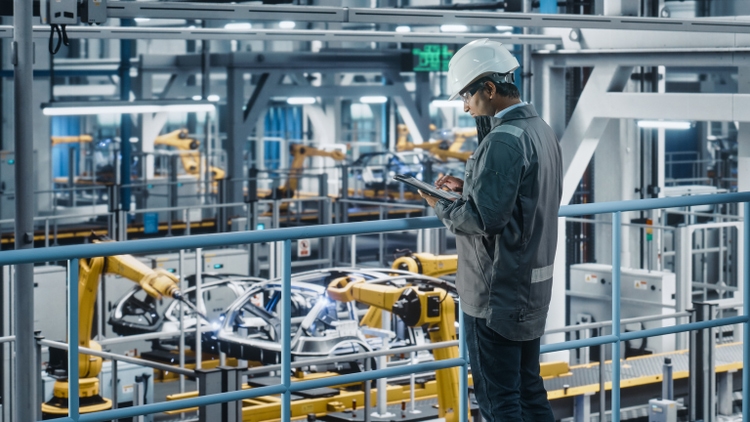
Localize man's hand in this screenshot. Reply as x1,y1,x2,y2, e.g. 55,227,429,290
435,175,464,193
418,190,440,208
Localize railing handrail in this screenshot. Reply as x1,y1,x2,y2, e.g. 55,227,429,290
4,191,748,422
0,191,747,266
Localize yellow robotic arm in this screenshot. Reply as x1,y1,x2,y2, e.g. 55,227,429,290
50,134,94,146
276,144,346,197
430,127,476,163
77,254,180,377
392,252,458,278
395,123,444,153
42,242,183,417
327,276,461,422
395,124,474,162
155,129,225,180
430,148,472,163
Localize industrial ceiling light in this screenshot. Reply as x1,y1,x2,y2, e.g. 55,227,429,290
360,96,388,104
395,25,411,33
41,100,216,116
637,120,692,130
192,95,202,101
207,95,220,102
495,25,514,32
134,18,151,23
430,99,464,108
224,22,252,30
279,21,296,29
440,24,469,32
286,97,316,105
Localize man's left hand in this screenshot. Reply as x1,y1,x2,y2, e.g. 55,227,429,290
419,190,439,208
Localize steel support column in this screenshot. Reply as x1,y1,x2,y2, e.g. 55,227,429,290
12,0,37,420
119,19,133,215
196,368,223,422
220,366,242,422
227,69,281,214
691,302,716,422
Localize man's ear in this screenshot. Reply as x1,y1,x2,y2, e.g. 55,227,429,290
485,81,496,98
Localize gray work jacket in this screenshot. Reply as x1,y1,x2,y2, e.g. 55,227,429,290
434,103,562,341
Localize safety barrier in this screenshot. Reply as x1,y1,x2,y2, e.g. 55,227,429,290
0,191,748,422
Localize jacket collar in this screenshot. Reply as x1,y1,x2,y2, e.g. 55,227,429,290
474,103,538,142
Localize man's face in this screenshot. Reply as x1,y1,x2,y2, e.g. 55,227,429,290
461,81,495,117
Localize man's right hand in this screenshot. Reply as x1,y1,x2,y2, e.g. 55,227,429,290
435,175,464,193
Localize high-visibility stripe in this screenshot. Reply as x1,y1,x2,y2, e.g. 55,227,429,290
531,264,554,283
494,124,524,138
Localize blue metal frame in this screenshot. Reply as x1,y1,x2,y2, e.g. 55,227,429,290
611,211,621,422
1,191,748,422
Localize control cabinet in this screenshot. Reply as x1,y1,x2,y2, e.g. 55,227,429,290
568,264,676,362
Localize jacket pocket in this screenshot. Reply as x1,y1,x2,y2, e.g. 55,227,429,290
518,195,533,245
472,235,493,292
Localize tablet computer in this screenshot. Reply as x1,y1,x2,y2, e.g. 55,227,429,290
393,174,460,201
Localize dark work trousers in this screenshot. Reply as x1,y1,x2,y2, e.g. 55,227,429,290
463,312,555,421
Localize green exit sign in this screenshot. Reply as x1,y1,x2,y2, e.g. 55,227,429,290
412,44,454,72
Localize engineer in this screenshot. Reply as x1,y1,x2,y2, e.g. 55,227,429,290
419,38,563,421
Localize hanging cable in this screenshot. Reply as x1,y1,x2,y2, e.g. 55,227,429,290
48,24,70,55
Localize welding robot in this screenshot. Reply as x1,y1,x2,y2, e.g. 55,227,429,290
392,250,458,278
327,273,463,422
271,143,346,199
41,237,189,418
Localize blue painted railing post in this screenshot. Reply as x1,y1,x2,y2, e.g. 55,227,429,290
68,259,80,420
281,240,292,421
743,201,749,422
458,306,468,422
611,212,621,422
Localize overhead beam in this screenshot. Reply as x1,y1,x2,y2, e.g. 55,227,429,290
535,48,750,68
106,2,346,22
562,89,750,205
598,92,750,121
0,25,562,45
103,1,750,34
560,65,633,206
175,51,407,72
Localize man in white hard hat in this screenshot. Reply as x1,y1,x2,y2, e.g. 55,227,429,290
420,38,562,421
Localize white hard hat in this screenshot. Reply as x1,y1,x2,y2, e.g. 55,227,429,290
447,38,520,101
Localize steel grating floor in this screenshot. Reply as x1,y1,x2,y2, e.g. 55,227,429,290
543,342,742,398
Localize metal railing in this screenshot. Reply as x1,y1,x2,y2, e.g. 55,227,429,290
0,191,748,422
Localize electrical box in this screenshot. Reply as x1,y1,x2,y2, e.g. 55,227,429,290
79,0,108,25
34,265,68,343
41,0,79,25
148,251,197,277
568,264,676,362
142,175,202,223
99,360,154,419
203,248,250,275
0,151,16,227
1,265,68,365
648,399,677,422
